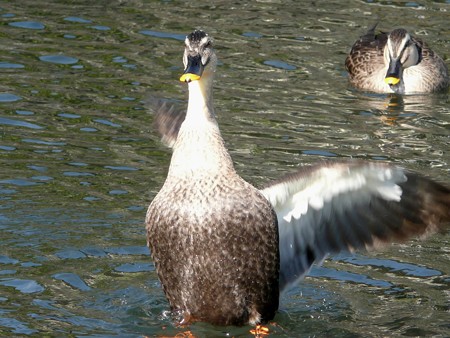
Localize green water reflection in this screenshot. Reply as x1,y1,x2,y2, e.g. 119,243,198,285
0,0,448,336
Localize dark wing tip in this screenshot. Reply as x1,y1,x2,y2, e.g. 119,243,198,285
370,173,449,248
401,173,450,235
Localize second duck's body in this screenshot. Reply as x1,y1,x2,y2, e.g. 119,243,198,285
345,24,449,94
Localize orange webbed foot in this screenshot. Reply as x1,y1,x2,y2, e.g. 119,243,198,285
250,324,270,337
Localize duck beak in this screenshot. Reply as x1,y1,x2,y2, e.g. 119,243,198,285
384,58,401,86
180,55,204,82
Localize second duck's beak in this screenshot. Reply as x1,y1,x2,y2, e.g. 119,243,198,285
180,55,204,82
384,58,401,86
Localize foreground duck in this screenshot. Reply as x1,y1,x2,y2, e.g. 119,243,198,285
146,30,450,327
345,23,449,94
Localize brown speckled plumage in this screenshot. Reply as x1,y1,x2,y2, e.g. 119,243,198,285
345,23,449,94
147,174,279,325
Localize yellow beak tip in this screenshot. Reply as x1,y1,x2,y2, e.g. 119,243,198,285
180,73,201,82
385,77,400,85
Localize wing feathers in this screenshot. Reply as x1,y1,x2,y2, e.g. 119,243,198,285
261,161,449,291
148,98,186,148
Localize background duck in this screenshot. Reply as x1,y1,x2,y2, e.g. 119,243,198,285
345,23,449,94
146,30,450,327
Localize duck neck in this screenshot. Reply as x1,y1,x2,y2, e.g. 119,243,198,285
167,77,236,179
186,76,215,122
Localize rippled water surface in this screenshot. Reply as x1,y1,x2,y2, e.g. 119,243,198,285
0,1,449,337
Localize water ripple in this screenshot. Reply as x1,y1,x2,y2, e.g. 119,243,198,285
0,316,37,335
0,278,45,293
242,32,263,38
0,93,21,102
27,165,47,172
58,112,81,119
22,138,66,146
8,21,45,29
0,62,24,69
94,119,121,127
337,254,442,277
0,255,19,265
31,175,53,181
0,145,16,151
64,16,92,23
89,25,110,31
80,247,107,257
139,30,186,41
309,266,393,288
115,262,153,273
80,127,98,132
55,249,86,260
112,56,127,63
53,273,91,291
15,110,34,115
63,171,94,177
105,246,148,256
0,116,44,129
109,189,128,195
0,179,37,186
264,60,297,70
39,55,79,65
104,166,138,171
303,149,337,157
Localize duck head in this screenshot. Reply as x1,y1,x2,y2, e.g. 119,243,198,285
180,30,217,83
384,29,420,91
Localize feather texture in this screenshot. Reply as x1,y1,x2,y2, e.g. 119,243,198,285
261,161,449,290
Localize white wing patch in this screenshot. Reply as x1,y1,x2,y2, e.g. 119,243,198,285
260,162,410,291
261,164,406,223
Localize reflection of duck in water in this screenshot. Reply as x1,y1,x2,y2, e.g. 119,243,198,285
352,91,445,126
345,23,449,94
146,30,450,327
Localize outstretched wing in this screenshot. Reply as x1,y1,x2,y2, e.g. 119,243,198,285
148,98,186,148
260,161,449,291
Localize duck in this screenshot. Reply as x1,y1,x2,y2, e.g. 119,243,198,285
146,30,450,327
345,23,449,94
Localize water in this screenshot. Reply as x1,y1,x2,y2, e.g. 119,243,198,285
0,0,448,337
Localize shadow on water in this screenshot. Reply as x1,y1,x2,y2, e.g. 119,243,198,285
0,0,448,336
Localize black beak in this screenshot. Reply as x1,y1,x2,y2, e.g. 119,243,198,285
180,55,204,83
384,58,401,86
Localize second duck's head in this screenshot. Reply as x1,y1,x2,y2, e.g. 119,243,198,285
383,28,420,89
180,30,217,83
